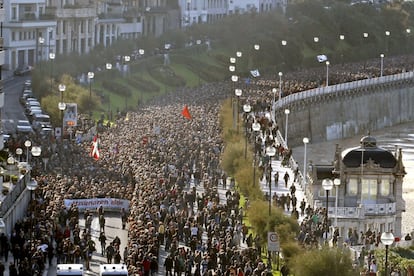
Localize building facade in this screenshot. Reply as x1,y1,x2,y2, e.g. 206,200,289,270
0,1,5,148
180,0,284,28
3,0,56,70
2,0,282,70
310,135,406,239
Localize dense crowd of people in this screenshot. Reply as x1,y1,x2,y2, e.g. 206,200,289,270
0,55,413,275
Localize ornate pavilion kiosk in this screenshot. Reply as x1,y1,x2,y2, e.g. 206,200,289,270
310,135,406,240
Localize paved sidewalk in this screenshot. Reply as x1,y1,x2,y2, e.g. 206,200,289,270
260,158,307,219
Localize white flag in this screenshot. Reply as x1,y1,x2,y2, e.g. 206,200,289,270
317,54,328,63
250,69,260,77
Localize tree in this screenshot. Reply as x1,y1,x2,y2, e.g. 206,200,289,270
290,246,356,276
246,201,300,250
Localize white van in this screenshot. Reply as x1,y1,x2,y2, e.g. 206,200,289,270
56,264,84,276
99,264,128,276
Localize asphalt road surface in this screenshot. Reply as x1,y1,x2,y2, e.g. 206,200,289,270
2,74,31,134
46,213,128,276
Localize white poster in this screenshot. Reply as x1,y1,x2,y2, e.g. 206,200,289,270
63,103,78,127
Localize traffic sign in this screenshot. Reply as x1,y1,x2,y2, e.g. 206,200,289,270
268,232,280,252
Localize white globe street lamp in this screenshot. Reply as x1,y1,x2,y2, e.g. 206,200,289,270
322,178,334,242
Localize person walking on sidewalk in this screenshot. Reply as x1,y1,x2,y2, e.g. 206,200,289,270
99,232,107,256
274,171,279,186
284,172,290,188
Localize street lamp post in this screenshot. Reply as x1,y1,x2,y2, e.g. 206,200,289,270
303,137,309,189
406,29,411,54
325,61,330,86
380,54,385,77
24,140,32,163
334,178,340,227
284,109,290,147
26,178,38,241
123,55,130,76
236,51,242,83
322,178,334,244
7,157,15,187
30,146,41,177
339,34,345,65
362,32,369,68
139,48,145,57
231,75,239,85
266,146,276,215
313,36,319,52
105,63,112,118
253,44,260,69
252,122,261,186
196,40,202,85
229,59,236,105
58,84,66,137
231,75,239,128
235,88,242,133
88,71,94,99
49,52,55,93
381,232,394,276
31,146,41,159
278,72,283,103
26,178,38,202
38,37,44,65
385,30,391,53
88,72,94,117
243,104,251,159
16,148,23,162
281,40,287,70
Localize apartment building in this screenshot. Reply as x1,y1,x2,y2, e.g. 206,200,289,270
0,1,5,150
2,0,281,70
180,0,284,27
3,0,56,70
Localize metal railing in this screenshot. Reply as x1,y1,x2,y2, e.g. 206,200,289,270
278,71,414,108
0,173,29,216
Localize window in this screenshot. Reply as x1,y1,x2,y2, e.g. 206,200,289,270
361,178,377,203
347,178,358,196
12,7,17,20
380,177,391,196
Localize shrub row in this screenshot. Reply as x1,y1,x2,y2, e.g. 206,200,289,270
125,76,160,93
147,64,186,87
102,80,132,97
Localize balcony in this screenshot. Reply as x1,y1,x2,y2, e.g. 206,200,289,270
0,3,4,23
326,202,397,219
57,7,96,18
0,50,5,67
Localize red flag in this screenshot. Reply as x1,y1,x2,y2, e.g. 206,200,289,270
90,135,100,160
181,105,192,119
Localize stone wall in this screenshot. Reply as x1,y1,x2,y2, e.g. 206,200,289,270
276,75,414,147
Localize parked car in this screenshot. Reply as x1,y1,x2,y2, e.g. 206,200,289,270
39,127,53,139
20,89,33,105
32,114,52,131
16,119,34,134
14,65,33,76
28,108,43,122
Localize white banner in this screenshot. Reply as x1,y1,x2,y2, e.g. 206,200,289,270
64,198,130,211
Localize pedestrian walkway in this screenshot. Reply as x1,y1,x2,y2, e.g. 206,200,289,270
44,213,128,276
260,158,308,220
157,176,250,274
